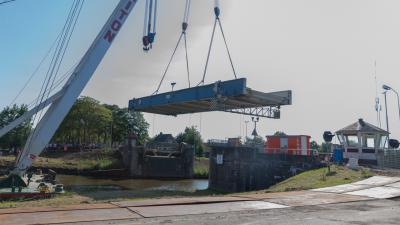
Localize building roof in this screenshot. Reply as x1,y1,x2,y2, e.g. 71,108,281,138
336,119,389,135
151,133,176,143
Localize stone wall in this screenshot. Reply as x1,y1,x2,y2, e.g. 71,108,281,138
209,146,316,193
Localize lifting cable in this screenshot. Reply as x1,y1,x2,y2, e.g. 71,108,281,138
32,0,84,124
19,0,85,165
153,0,192,94
7,33,62,107
198,0,237,86
142,0,158,51
27,65,77,109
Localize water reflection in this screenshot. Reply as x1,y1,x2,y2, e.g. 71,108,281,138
56,175,209,192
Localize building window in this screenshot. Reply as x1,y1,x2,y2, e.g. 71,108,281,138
361,136,375,148
346,135,359,147
338,134,345,144
367,137,375,148
280,138,288,149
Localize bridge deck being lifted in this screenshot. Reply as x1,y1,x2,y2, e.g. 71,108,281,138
129,78,292,118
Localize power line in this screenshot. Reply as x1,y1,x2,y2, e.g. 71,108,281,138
0,0,16,6
8,33,62,107
31,0,84,125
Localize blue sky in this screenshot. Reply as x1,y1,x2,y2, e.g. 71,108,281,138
0,0,119,107
1,0,400,142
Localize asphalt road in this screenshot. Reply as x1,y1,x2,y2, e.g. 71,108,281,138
61,198,400,225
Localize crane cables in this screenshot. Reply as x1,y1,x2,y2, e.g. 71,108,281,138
153,0,192,95
142,0,158,51
27,0,84,140
198,0,237,85
18,0,85,167
7,34,61,108
32,0,84,121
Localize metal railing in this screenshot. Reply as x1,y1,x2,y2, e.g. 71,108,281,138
377,149,400,169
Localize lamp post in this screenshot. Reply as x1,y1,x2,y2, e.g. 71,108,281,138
383,84,400,121
251,117,259,137
383,90,390,142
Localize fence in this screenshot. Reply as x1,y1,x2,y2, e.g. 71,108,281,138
377,149,400,169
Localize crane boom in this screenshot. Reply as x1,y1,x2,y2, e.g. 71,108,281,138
12,0,139,176
0,91,62,139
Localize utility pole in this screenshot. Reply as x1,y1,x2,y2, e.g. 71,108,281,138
383,84,400,121
383,91,390,141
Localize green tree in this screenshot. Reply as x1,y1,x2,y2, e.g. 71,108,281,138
104,104,149,145
0,104,32,150
274,131,287,136
53,97,112,144
52,97,150,147
310,140,320,151
245,135,265,146
176,126,204,156
127,111,149,145
321,142,331,153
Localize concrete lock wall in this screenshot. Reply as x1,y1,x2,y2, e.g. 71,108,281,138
209,146,313,193
120,142,195,179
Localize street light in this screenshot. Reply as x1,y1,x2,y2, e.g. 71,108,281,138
251,117,259,137
383,90,390,141
383,84,400,121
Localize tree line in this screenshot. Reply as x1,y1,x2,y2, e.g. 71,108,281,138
0,96,149,150
0,104,31,150
176,126,205,156
52,96,149,147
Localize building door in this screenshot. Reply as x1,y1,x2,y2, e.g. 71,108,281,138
280,138,288,154
301,136,307,156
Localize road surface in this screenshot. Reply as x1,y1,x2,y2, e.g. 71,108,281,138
64,198,400,225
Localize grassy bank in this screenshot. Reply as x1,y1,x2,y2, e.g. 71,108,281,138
194,157,209,178
1,152,209,178
0,149,122,172
264,165,374,193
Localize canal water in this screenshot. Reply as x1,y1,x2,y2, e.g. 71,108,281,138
56,175,209,193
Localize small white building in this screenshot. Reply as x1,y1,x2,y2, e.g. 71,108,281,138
336,118,389,165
